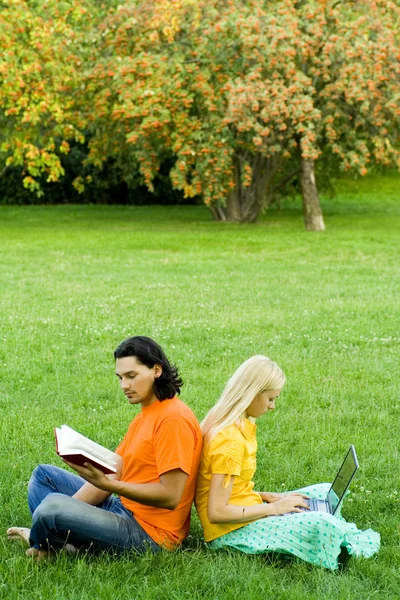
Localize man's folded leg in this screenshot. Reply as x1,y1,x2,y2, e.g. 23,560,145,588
28,464,86,515
29,493,159,554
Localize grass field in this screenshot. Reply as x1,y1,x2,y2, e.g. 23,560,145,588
0,174,399,599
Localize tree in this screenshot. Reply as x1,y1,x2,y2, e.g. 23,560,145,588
84,0,318,222
293,0,400,229
1,0,399,228
0,0,97,194
83,0,399,228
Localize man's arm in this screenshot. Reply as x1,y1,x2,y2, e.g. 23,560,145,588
111,469,189,510
72,482,112,505
67,454,123,506
64,460,188,510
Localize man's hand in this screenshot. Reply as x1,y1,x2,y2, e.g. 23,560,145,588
63,460,116,493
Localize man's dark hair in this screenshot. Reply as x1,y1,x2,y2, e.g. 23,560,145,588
114,335,183,400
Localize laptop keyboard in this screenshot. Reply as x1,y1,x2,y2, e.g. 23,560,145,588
283,497,327,515
306,498,320,511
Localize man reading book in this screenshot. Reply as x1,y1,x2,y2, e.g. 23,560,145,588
7,336,202,559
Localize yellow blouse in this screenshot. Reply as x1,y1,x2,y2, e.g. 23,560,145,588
195,419,263,542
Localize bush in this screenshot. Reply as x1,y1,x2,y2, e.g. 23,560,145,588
0,143,198,206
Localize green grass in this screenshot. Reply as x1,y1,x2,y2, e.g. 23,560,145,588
0,174,399,599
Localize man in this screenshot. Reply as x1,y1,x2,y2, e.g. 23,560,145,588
7,336,202,559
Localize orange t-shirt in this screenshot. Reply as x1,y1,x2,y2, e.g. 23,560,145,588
116,397,202,550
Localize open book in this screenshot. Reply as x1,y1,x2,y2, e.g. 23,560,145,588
55,425,119,475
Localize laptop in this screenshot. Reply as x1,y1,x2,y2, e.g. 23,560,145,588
302,445,359,515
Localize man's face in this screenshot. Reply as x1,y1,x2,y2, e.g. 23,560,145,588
115,356,161,408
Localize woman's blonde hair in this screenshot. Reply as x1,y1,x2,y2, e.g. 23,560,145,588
201,355,286,443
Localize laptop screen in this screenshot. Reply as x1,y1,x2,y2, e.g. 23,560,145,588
328,446,359,514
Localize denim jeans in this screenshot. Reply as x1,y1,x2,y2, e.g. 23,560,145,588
28,464,159,553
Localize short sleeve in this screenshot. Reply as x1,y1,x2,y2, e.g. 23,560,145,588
115,436,126,457
153,417,197,477
209,429,245,486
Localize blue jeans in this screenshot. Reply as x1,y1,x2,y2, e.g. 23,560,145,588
28,464,159,553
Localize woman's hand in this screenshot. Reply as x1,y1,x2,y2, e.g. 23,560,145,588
267,493,310,516
259,492,286,503
259,491,309,503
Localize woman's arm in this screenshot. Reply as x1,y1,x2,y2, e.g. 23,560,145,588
207,474,310,524
257,491,309,503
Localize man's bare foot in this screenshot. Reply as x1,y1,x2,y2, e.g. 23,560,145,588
7,527,31,545
64,543,78,555
8,528,78,559
26,547,55,561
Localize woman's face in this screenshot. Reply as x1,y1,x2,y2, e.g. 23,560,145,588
245,389,281,419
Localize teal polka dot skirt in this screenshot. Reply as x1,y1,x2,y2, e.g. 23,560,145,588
208,483,380,570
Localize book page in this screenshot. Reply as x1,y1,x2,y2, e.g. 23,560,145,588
62,443,118,469
56,425,119,468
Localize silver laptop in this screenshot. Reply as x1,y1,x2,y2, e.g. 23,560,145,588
304,445,359,515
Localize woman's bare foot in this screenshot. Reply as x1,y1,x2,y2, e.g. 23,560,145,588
7,527,31,545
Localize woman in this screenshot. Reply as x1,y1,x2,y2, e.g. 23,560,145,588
8,336,202,559
195,355,380,570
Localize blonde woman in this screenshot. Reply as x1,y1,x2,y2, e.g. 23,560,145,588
195,355,380,570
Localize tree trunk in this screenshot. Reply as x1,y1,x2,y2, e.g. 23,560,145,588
300,157,325,231
208,153,281,222
226,160,243,221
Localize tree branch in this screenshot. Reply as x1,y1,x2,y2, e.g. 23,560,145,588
0,165,9,179
272,168,301,192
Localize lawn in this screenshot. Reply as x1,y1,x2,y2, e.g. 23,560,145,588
0,174,399,599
